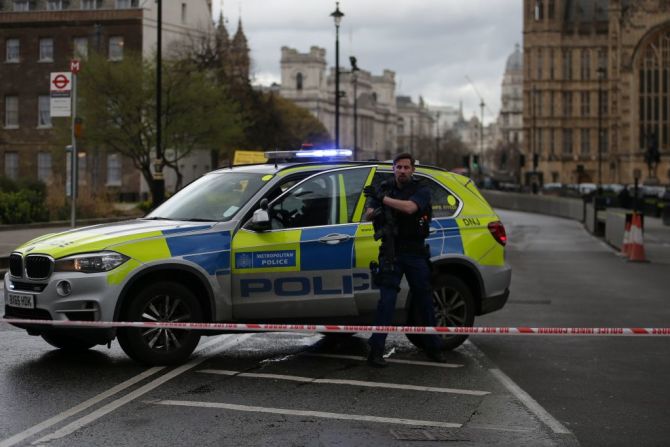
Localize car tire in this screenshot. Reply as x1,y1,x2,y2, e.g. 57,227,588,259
406,273,475,351
42,331,97,351
117,281,203,366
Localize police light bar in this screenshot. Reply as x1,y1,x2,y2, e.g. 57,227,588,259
264,149,352,161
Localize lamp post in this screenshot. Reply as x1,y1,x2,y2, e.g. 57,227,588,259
154,0,165,205
350,56,359,160
330,2,344,148
435,111,441,165
597,65,606,189
479,100,484,177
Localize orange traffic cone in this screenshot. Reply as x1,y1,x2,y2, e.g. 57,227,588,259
620,216,631,256
627,213,648,262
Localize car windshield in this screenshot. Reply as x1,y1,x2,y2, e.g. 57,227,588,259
146,172,268,222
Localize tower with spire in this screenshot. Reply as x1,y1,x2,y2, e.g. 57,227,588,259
215,6,250,85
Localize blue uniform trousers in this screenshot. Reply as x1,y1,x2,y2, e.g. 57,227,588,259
368,253,443,353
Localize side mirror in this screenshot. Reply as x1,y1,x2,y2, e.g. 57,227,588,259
249,200,271,232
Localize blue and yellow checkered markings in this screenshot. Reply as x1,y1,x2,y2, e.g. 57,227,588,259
165,231,232,275
430,218,464,256
300,225,357,271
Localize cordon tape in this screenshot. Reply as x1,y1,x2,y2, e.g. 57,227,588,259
3,318,670,336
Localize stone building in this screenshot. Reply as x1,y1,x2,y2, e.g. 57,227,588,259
0,0,213,199
396,95,435,162
523,0,670,187
279,46,401,160
494,44,524,181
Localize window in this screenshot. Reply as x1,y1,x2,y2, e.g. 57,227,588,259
47,0,68,10
6,39,19,62
13,0,30,11
38,95,51,127
549,48,555,80
107,153,122,186
601,129,609,153
563,49,572,80
581,49,590,80
563,91,572,117
549,128,555,155
73,37,88,58
270,168,371,229
581,91,590,117
580,129,590,155
548,0,555,19
296,72,303,91
115,0,130,7
39,38,54,62
81,0,101,10
108,36,124,61
181,2,187,23
563,129,573,154
549,91,554,117
534,0,543,20
4,96,18,128
4,152,18,180
536,48,543,80
37,152,52,183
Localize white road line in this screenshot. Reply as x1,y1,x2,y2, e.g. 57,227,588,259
489,369,571,435
153,399,462,428
302,352,464,368
0,367,165,447
198,369,489,396
30,334,252,446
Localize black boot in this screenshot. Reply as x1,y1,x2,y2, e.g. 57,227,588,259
367,349,388,368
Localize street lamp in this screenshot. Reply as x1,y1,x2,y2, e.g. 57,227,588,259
154,0,165,205
330,2,344,148
350,56,359,160
597,65,606,188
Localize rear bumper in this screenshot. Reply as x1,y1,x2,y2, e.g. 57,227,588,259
480,288,509,315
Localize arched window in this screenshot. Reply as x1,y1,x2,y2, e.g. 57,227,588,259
534,0,543,21
296,72,303,91
639,30,670,150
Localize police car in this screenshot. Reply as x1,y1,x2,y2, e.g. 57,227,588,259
4,149,511,365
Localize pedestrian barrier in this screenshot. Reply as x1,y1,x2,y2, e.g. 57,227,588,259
3,318,670,336
628,212,648,262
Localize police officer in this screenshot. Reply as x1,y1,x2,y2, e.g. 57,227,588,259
364,152,446,367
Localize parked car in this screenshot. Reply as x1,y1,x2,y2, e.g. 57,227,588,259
5,149,512,365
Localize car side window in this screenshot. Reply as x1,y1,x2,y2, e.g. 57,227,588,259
270,167,373,230
365,172,461,218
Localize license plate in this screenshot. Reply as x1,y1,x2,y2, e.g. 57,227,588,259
7,293,35,309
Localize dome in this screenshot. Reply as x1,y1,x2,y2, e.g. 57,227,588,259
505,43,522,72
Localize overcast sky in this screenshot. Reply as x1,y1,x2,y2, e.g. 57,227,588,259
213,0,522,125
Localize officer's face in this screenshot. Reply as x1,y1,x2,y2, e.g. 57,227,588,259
393,158,414,185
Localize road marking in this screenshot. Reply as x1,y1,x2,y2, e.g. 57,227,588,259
302,352,464,368
29,334,252,446
0,367,165,447
489,369,571,435
198,369,489,396
152,400,462,428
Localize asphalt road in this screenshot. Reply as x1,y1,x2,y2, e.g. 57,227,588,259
1,209,668,446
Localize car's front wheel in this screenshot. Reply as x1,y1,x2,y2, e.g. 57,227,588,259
117,281,203,366
406,273,475,351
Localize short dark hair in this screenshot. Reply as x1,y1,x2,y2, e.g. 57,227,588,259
393,152,415,166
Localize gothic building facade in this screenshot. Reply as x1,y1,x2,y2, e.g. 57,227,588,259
523,0,670,186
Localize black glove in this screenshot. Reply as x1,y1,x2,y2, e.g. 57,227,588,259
364,185,385,204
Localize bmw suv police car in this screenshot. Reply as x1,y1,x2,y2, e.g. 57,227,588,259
4,149,511,365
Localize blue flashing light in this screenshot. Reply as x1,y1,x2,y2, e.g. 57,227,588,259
295,149,352,158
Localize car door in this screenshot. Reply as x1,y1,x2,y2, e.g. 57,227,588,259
231,165,375,320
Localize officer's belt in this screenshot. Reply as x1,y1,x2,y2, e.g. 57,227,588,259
394,239,426,254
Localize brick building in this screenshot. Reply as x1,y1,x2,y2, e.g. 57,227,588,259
523,0,670,187
0,0,213,199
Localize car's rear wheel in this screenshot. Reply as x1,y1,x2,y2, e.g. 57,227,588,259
406,274,475,351
42,331,97,351
118,281,203,366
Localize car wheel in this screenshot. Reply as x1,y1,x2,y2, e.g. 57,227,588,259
42,332,97,351
117,281,203,366
406,274,475,351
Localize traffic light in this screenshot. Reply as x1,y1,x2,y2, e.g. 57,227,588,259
472,155,479,171
533,153,539,169
519,154,526,167
462,155,470,168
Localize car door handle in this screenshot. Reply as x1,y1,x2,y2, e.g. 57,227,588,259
318,234,351,245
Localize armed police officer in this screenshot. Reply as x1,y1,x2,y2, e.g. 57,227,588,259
364,153,446,367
